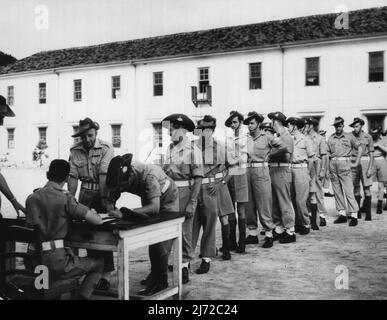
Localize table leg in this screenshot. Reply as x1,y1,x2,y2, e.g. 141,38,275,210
172,224,182,300
117,238,129,300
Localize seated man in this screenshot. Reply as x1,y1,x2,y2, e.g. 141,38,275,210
106,154,179,296
25,159,104,300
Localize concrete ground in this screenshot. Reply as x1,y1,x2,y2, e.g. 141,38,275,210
1,168,387,300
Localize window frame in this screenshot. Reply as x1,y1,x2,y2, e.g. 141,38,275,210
153,72,163,96
305,57,320,87
249,62,262,90
38,127,47,143
198,67,210,94
368,51,384,83
7,85,14,106
111,124,122,148
111,75,121,99
73,79,82,102
7,128,15,149
39,82,47,104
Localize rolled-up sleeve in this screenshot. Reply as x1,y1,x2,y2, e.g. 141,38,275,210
145,175,162,201
69,154,79,179
66,194,89,220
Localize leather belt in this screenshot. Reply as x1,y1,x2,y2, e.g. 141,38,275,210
331,157,349,161
29,239,64,252
291,163,308,168
269,163,290,168
247,162,268,168
81,182,99,191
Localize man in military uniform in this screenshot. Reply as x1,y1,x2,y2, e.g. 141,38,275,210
327,117,362,227
224,111,249,253
370,128,387,214
68,117,115,290
267,112,296,243
0,95,26,218
26,160,104,300
287,117,315,235
244,112,283,248
162,113,204,284
305,117,328,228
106,154,179,296
349,118,374,221
191,115,231,273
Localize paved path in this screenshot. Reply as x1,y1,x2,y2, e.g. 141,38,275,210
2,168,386,299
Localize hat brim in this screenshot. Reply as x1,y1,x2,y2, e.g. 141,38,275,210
71,122,99,137
162,115,195,132
243,115,264,125
225,113,244,127
349,120,364,128
332,121,344,127
0,104,15,117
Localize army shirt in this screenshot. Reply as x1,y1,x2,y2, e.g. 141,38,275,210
269,129,294,163
247,132,283,162
351,130,374,157
226,132,248,175
291,131,315,163
327,132,360,158
195,138,227,177
306,131,327,158
69,139,114,183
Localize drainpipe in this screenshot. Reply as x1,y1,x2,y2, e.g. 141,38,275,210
133,64,138,156
280,46,285,113
54,69,61,158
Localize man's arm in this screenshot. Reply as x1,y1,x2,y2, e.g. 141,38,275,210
0,173,26,215
185,176,202,218
99,145,115,209
68,176,78,196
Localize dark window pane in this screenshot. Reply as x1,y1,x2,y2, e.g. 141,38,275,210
369,52,384,82
153,72,163,96
249,63,262,89
111,125,121,148
306,57,320,86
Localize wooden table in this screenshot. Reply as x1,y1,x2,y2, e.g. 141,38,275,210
0,212,185,300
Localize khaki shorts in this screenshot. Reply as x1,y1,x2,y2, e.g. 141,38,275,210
227,174,249,203
351,159,373,188
374,158,387,183
217,183,234,217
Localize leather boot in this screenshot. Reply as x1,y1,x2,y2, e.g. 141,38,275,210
384,198,387,211
310,203,319,231
364,196,372,221
138,254,168,296
221,225,231,260
236,219,246,254
355,195,362,219
229,219,238,251
377,200,383,214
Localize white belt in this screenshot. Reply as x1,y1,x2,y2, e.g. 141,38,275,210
360,156,370,161
81,182,99,191
331,157,349,161
375,156,385,160
247,162,268,168
175,174,224,187
291,163,308,168
161,179,171,194
175,180,192,188
269,163,290,168
231,164,247,169
29,240,64,252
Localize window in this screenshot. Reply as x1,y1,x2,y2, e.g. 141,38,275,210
38,127,47,143
7,128,15,149
39,83,46,104
367,115,385,132
198,67,210,93
306,57,320,86
249,63,262,89
111,124,121,148
74,79,82,101
152,123,163,148
72,125,81,144
153,72,163,96
112,76,121,99
7,86,14,106
369,51,384,82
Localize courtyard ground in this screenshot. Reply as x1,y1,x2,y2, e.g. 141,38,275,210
1,168,386,300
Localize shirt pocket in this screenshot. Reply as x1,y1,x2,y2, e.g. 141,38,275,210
91,155,101,171
73,160,88,178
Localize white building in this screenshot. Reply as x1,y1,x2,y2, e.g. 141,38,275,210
0,6,386,166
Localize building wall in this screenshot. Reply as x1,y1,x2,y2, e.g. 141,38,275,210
0,36,386,165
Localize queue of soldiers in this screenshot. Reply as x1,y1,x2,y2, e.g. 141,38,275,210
2,94,387,299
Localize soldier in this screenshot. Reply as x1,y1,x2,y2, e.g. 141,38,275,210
370,128,387,214
327,117,362,227
349,118,374,221
68,117,115,291
305,117,328,228
0,95,26,218
25,160,104,300
244,112,283,248
224,111,249,253
267,112,296,244
106,154,178,296
161,113,204,284
191,115,232,272
287,117,314,235
319,130,335,198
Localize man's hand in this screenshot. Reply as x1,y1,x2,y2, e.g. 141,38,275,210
319,170,326,181
350,162,359,169
108,209,123,219
207,182,218,196
185,199,197,219
367,168,374,178
11,199,26,217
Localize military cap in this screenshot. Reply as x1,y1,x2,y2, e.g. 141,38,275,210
243,111,264,125
106,153,133,191
225,111,244,127
72,117,100,137
267,111,287,124
349,117,365,128
0,95,15,117
260,122,275,134
305,117,319,126
162,113,195,132
332,116,344,127
196,115,216,129
286,117,305,128
319,130,327,136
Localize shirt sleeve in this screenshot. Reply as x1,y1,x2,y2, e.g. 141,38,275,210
99,146,115,175
319,138,327,156
190,144,204,178
368,135,374,152
69,153,79,179
25,194,38,228
66,193,89,220
144,175,162,201
305,138,315,158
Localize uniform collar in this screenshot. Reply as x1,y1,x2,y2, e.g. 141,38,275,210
333,132,345,139
45,181,65,191
352,130,364,137
171,136,190,153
